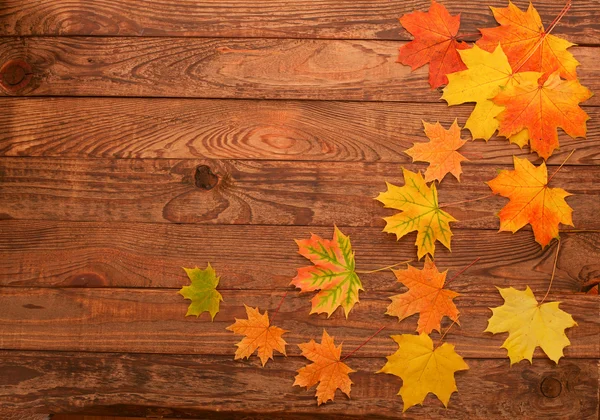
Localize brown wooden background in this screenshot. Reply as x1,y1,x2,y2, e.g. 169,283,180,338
0,1,598,418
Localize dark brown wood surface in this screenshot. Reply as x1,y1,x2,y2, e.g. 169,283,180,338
0,0,598,418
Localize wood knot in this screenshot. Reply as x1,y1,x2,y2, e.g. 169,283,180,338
540,376,562,398
0,60,32,93
194,165,219,190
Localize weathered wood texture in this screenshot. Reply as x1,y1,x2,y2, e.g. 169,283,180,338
0,158,598,228
1,98,598,165
0,0,598,44
0,351,597,419
0,287,597,358
1,221,598,295
1,37,599,105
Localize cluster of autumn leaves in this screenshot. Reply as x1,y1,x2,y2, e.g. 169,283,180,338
177,0,588,412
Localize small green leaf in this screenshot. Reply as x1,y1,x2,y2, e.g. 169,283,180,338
179,263,223,320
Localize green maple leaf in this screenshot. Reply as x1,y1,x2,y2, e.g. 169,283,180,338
179,263,223,320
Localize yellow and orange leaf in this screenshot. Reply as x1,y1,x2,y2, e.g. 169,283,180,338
398,0,469,88
405,120,468,183
493,71,592,159
226,304,287,366
477,1,579,80
487,156,573,247
386,256,459,334
291,227,363,318
294,330,355,405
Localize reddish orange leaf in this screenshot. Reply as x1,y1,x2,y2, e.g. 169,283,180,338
477,1,579,80
405,120,468,183
294,330,355,405
386,256,459,334
226,305,287,366
493,72,591,159
487,156,573,247
398,0,469,89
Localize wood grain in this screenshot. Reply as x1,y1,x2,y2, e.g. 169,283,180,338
0,37,599,105
0,288,597,358
0,97,598,165
0,221,598,295
0,0,598,44
0,351,597,419
0,158,598,229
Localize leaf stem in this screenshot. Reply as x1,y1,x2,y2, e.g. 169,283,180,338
445,257,481,286
342,325,385,361
439,193,495,208
435,317,459,349
356,259,413,274
540,240,561,304
548,149,576,183
270,292,288,323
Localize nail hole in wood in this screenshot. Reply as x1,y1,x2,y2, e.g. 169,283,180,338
194,165,219,190
540,376,562,398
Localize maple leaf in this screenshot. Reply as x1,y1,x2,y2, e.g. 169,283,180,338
291,227,363,318
376,169,457,259
441,44,540,141
405,120,467,183
294,330,355,405
378,333,468,411
398,0,469,89
179,263,223,320
485,286,577,365
493,71,592,159
386,256,459,334
477,1,579,80
226,304,287,366
487,156,573,247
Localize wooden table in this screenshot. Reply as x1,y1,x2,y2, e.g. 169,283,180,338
0,1,598,418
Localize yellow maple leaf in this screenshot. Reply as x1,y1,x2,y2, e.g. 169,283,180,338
485,286,577,365
294,330,355,405
441,44,539,142
226,304,287,366
487,156,573,247
376,169,457,259
378,333,468,411
405,120,468,183
179,263,223,320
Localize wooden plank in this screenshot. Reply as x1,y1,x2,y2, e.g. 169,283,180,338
0,37,599,105
0,288,597,358
0,0,598,44
0,158,598,229
0,221,598,295
0,351,597,419
0,98,598,166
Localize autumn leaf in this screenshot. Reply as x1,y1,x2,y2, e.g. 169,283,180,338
179,263,223,320
294,330,355,405
493,71,592,159
376,169,457,259
477,1,579,80
386,256,459,334
378,333,468,411
487,156,573,247
485,286,577,365
405,120,467,183
291,227,363,318
398,0,469,89
226,304,287,366
441,44,539,141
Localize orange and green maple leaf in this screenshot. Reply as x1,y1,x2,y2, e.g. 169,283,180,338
476,1,579,80
487,156,573,247
291,227,363,318
386,256,459,334
294,330,355,405
405,120,468,183
398,0,469,88
493,71,592,159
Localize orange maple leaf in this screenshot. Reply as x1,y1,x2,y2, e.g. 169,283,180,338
398,0,469,89
405,120,468,183
386,256,459,334
226,305,287,366
294,330,355,405
476,1,579,80
493,71,592,159
487,156,573,247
